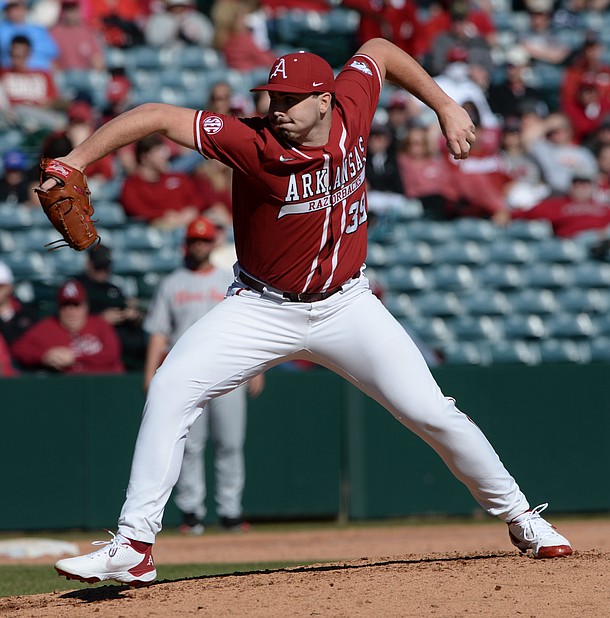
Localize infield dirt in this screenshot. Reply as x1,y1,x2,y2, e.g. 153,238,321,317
1,518,608,617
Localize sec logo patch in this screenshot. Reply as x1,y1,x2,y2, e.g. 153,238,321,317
203,116,223,134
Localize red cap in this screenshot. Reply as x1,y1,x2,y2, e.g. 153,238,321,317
250,51,335,94
447,47,469,63
185,216,217,241
106,75,131,103
68,100,93,123
58,279,87,305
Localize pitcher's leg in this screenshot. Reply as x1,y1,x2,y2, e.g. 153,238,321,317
173,406,209,521
118,293,307,542
209,386,247,520
310,288,529,522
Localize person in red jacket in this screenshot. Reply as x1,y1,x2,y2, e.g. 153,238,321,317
120,134,202,228
12,279,124,374
507,168,610,238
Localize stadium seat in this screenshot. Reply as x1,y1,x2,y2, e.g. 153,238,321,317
391,241,434,266
441,341,490,366
393,197,424,221
544,313,596,339
447,315,503,342
504,219,553,241
13,228,60,252
478,263,524,290
0,230,16,253
93,201,128,228
148,247,182,272
460,289,511,316
432,240,486,265
49,249,87,278
589,337,610,362
502,314,546,339
2,251,51,281
507,288,558,315
401,220,452,244
366,243,391,268
522,263,572,288
383,292,418,319
411,291,463,317
429,264,477,291
570,261,610,288
400,316,454,348
530,238,587,264
555,288,610,314
486,239,531,264
384,264,431,293
112,225,166,251
538,339,591,364
452,217,499,243
111,250,153,275
0,203,33,229
487,340,541,365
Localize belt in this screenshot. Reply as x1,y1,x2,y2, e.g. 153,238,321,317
239,271,358,303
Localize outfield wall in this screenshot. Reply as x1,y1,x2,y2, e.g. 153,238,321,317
1,364,608,531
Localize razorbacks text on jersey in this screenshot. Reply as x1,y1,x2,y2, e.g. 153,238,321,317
193,54,384,294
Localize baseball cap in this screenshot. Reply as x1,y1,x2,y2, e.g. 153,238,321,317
57,279,87,306
0,261,14,285
185,216,217,241
89,244,112,269
68,100,93,123
250,51,335,94
505,45,530,68
2,149,27,171
446,47,468,63
571,167,596,182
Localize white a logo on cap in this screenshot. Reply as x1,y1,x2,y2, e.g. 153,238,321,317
270,58,287,80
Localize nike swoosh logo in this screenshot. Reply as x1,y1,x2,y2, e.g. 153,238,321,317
312,82,324,87
279,155,296,162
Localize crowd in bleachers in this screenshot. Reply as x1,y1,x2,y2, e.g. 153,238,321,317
2,0,610,374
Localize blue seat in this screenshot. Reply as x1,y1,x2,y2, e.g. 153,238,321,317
522,263,572,289
366,243,391,268
486,239,531,264
393,197,424,221
442,341,490,366
452,217,499,243
530,238,586,264
411,291,463,317
460,289,511,316
429,264,477,291
589,337,610,362
383,292,418,319
400,316,454,348
50,249,87,277
384,265,431,293
478,263,524,290
538,339,591,364
148,247,182,273
391,242,434,266
544,313,596,339
0,230,16,253
112,225,166,251
2,251,51,281
487,340,540,365
507,288,558,315
111,250,153,275
401,220,452,244
432,241,486,265
93,201,127,228
12,228,59,252
570,261,610,288
0,203,33,229
555,288,610,314
447,315,502,342
502,314,546,340
129,45,163,69
504,219,552,241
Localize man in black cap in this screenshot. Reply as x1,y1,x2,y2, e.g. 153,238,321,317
75,245,146,369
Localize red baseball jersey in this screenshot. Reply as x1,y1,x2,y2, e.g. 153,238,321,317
193,54,383,294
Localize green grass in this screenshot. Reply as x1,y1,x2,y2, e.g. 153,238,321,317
0,561,307,598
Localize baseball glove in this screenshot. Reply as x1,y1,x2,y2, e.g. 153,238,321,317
35,158,100,251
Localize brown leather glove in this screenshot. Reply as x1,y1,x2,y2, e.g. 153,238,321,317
35,158,100,251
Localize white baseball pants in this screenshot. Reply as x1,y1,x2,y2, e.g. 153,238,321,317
173,385,247,522
118,271,529,543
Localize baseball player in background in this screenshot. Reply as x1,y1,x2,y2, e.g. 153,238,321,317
143,216,264,534
52,38,572,586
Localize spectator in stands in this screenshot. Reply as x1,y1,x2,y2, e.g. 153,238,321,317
504,167,610,237
12,278,124,374
0,332,17,377
428,46,499,129
40,100,115,195
593,142,610,204
488,44,548,122
499,115,551,210
120,134,202,228
87,0,147,49
192,159,233,228
0,261,38,346
50,0,106,72
561,31,610,112
341,0,421,59
74,245,147,370
563,73,610,145
518,0,571,66
211,0,276,71
366,122,404,194
0,35,59,109
397,123,457,219
0,0,58,70
145,0,214,49
0,149,34,205
528,112,598,194
426,1,494,84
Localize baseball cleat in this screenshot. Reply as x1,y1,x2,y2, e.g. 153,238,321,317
508,503,573,558
54,531,156,586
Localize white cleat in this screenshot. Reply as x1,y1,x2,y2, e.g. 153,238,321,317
55,531,156,586
508,503,573,559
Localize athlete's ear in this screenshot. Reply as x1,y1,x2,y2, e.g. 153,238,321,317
318,92,333,114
